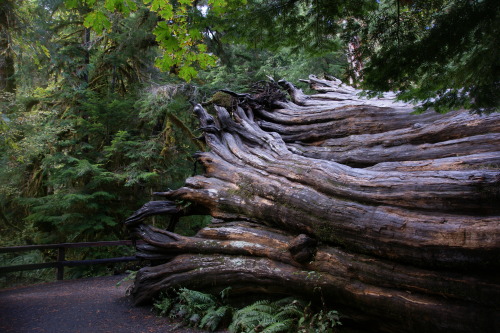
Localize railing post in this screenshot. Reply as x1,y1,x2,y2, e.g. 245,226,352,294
56,247,65,280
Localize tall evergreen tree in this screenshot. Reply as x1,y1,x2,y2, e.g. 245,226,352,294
0,0,18,93
356,0,499,112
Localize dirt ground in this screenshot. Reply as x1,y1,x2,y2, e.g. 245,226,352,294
0,274,214,333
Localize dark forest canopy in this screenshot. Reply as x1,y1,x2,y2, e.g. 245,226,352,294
1,0,499,111
63,0,499,112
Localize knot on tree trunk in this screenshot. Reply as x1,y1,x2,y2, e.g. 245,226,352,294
288,234,317,263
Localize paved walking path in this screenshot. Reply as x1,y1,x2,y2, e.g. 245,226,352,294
0,275,205,333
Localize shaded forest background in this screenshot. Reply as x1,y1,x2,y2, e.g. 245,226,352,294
1,0,498,285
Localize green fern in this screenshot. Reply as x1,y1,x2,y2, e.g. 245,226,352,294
306,309,342,332
262,319,295,333
153,292,174,317
155,287,231,331
230,298,304,333
231,297,341,333
199,305,231,332
154,288,342,333
178,287,217,312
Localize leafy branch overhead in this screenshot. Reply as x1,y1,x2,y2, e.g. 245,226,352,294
67,0,246,81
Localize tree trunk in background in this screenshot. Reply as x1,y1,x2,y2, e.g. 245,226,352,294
347,37,363,86
125,76,500,333
0,1,16,93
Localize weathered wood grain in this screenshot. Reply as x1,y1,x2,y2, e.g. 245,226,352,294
125,78,500,332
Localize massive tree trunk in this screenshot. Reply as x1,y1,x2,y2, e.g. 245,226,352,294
125,76,500,332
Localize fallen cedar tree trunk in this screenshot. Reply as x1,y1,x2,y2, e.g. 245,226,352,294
124,76,500,332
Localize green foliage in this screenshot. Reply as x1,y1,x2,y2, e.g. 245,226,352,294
61,0,351,83
83,10,112,34
0,3,199,252
230,299,292,333
144,0,246,80
231,297,342,333
69,0,246,81
210,0,374,55
303,309,342,333
210,0,498,112
154,288,342,333
9,0,498,111
154,287,232,331
115,269,138,287
154,292,174,317
198,44,346,94
0,82,203,245
0,250,53,288
355,0,499,112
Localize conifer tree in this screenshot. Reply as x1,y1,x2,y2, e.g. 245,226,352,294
0,0,18,93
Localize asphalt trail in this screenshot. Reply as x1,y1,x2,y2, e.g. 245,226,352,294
0,275,207,333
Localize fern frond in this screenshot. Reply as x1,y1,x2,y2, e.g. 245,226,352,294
273,297,300,307
220,286,232,300
275,305,303,320
154,289,341,333
231,303,278,333
153,293,173,317
178,287,217,311
261,319,295,333
238,302,275,314
261,311,281,322
199,305,231,332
